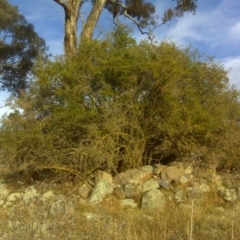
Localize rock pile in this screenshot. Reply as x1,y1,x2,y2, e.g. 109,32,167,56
73,163,239,209
0,163,239,210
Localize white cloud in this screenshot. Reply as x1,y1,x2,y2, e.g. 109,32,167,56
0,93,12,118
222,56,240,89
228,22,240,42
152,0,240,51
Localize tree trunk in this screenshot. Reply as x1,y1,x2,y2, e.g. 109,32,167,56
80,0,107,42
54,0,83,58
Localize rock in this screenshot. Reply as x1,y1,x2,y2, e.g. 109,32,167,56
88,180,115,204
175,190,186,203
184,164,193,175
187,183,210,200
161,166,184,183
142,179,159,192
199,183,210,193
141,189,166,210
78,184,92,199
41,190,55,200
153,164,167,176
50,200,65,216
120,199,138,208
95,170,112,183
23,186,39,203
0,184,10,199
217,186,237,202
123,182,141,199
179,175,189,184
140,165,153,173
157,179,170,189
7,192,21,202
113,168,152,186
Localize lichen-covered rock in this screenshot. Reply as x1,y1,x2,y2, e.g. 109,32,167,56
88,180,115,204
217,186,237,202
141,189,166,210
175,190,186,203
142,179,159,192
0,184,10,199
188,183,210,199
41,190,55,201
140,165,153,173
7,192,21,202
23,186,39,203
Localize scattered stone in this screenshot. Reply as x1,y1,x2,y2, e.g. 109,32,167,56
140,165,153,173
7,192,21,202
142,179,159,192
78,184,92,199
175,190,186,203
0,184,10,199
23,186,39,203
120,199,138,208
123,182,141,199
199,183,210,193
217,186,237,202
88,180,115,204
161,166,184,183
157,179,170,189
153,164,167,176
184,164,193,175
141,189,166,210
41,190,55,201
179,175,189,184
95,170,112,183
113,168,152,186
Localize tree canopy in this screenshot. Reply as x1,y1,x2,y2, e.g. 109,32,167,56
0,0,47,95
1,24,240,179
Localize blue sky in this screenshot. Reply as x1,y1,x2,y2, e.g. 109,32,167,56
1,0,240,116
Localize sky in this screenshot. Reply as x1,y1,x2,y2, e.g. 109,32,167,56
0,0,240,116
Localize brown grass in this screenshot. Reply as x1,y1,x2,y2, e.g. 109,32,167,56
0,183,238,240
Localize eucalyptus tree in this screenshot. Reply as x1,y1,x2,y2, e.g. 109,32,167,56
0,0,47,96
54,0,198,58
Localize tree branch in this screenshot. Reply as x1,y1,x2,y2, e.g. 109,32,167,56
53,0,68,10
109,0,165,42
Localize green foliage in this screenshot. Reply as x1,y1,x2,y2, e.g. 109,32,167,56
1,23,240,179
0,0,47,95
104,0,197,26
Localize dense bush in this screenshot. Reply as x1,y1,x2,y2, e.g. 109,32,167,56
1,24,240,180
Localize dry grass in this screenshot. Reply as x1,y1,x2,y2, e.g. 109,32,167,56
0,183,239,240
0,163,239,240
